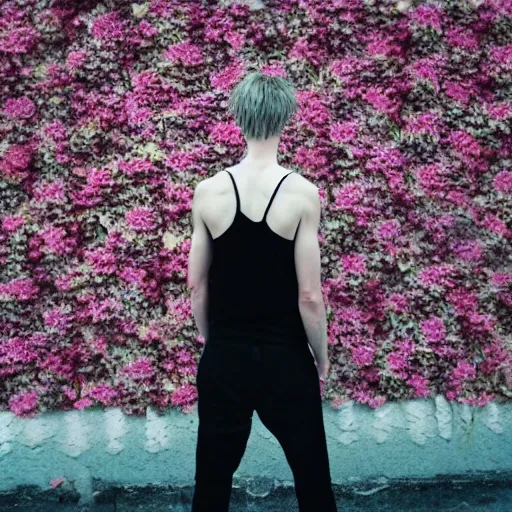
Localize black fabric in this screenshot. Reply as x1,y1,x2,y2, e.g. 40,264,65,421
192,341,338,512
193,170,337,511
205,170,308,347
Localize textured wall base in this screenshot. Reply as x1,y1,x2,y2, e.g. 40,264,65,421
0,397,511,504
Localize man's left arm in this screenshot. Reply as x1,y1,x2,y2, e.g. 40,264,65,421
187,181,212,342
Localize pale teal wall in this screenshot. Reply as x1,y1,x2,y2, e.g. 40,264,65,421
1,397,511,505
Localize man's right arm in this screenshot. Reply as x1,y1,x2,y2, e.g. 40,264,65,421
294,184,329,367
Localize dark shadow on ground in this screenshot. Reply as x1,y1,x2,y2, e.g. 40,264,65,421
1,476,511,512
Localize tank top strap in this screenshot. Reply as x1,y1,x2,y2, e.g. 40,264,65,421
263,171,295,222
225,170,240,212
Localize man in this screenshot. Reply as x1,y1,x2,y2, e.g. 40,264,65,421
186,71,337,512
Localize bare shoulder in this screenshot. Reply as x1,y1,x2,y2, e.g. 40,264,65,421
195,170,227,193
280,167,319,200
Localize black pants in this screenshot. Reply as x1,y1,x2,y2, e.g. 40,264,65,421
192,339,337,512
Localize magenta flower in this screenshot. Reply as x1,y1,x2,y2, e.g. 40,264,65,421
125,207,158,232
163,41,203,67
493,171,512,193
2,215,25,233
377,219,401,240
351,345,376,367
74,398,94,410
9,390,39,417
171,383,198,412
407,374,430,398
121,357,155,381
341,253,367,274
329,121,359,143
421,316,446,343
210,59,246,91
450,239,484,263
91,11,127,42
3,96,35,119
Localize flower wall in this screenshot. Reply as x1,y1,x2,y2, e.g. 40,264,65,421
1,0,511,417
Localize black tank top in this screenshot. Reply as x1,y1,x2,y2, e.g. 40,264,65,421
206,170,309,347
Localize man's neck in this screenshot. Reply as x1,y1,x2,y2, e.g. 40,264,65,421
242,135,280,169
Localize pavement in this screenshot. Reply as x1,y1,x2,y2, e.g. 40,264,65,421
1,478,512,512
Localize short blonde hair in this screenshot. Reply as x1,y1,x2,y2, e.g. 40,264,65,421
228,71,299,141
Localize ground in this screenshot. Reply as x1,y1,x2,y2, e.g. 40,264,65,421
1,478,511,511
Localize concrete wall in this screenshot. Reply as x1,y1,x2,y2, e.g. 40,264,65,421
1,396,511,504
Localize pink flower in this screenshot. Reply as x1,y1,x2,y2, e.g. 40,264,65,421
407,374,430,398
493,171,512,193
334,182,365,210
418,264,457,289
163,41,203,67
386,294,409,313
0,144,33,180
66,50,89,71
445,27,479,51
451,360,476,383
171,383,198,411
0,337,39,365
224,30,245,51
409,54,446,92
362,87,398,115
329,121,359,143
0,278,39,301
0,24,39,54
43,307,73,333
377,219,401,240
446,288,479,315
351,345,376,367
9,390,39,417
415,164,448,195
84,247,117,274
450,239,483,262
40,226,74,255
74,398,94,410
91,11,127,42
209,122,244,146
121,357,155,381
118,266,147,286
404,111,440,136
478,213,510,237
118,158,155,176
3,96,36,119
421,316,446,343
485,102,512,120
444,81,472,104
88,385,119,404
466,312,496,334
2,215,25,233
410,4,444,30
33,180,66,203
125,207,158,232
259,62,288,77
367,396,387,409
163,182,194,221
490,44,512,67
387,351,408,372
341,253,367,274
210,59,246,91
87,167,114,187
491,273,512,287
50,478,66,488
138,20,158,39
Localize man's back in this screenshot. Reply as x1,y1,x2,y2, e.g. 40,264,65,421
199,163,321,346
201,163,314,243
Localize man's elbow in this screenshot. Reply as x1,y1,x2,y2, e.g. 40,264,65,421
189,278,208,297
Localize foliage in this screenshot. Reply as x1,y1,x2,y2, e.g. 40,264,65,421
0,0,511,416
